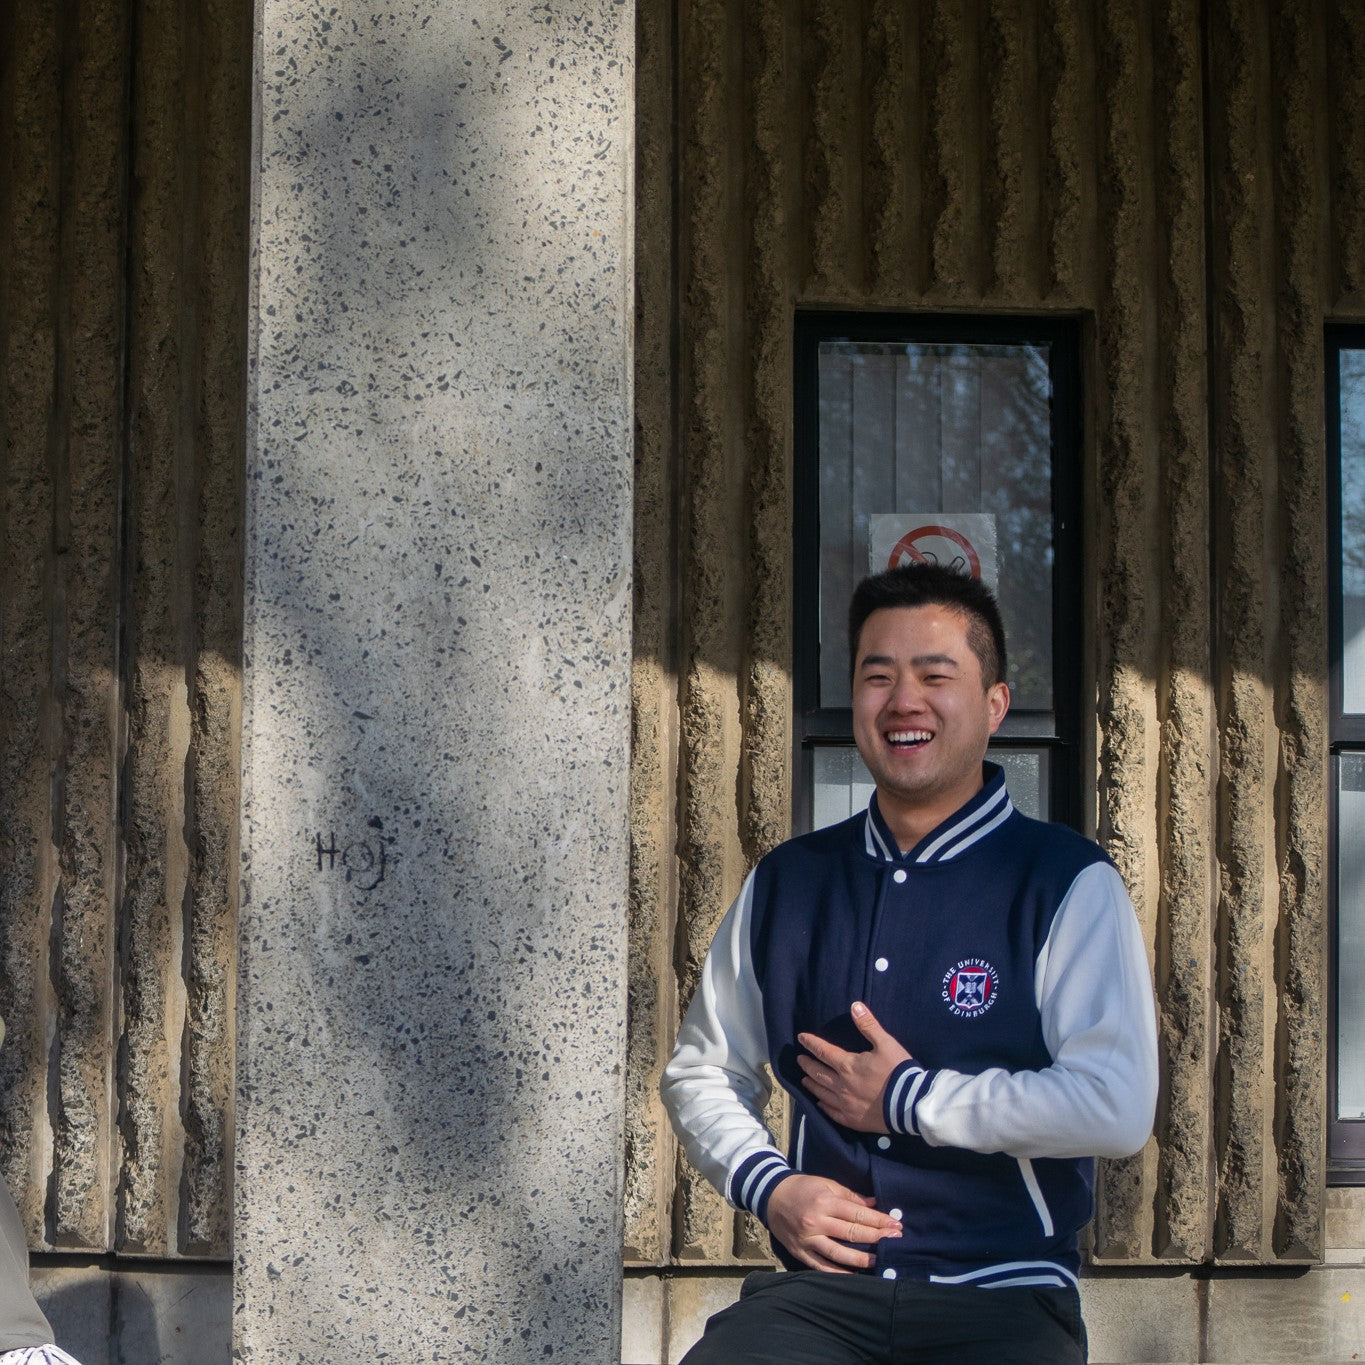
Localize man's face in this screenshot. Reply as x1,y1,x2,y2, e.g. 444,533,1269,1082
851,605,1010,826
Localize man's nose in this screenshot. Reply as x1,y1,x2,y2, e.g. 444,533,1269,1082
887,677,925,711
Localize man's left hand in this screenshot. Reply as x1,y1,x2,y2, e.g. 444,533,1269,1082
796,1002,912,1133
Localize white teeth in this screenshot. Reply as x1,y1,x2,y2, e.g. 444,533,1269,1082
887,730,932,743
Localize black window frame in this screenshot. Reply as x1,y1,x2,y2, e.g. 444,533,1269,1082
1327,321,1365,1181
792,310,1085,838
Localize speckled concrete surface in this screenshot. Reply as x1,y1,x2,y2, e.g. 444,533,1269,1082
237,3,633,1359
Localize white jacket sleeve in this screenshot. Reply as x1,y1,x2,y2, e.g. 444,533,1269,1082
659,872,794,1219
885,862,1158,1158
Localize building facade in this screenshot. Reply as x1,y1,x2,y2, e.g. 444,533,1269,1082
625,1,1365,1357
1,0,1364,1360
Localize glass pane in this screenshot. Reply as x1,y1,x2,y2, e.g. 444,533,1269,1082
811,745,1050,831
818,341,1056,717
993,750,1050,822
1339,754,1365,1119
811,748,878,831
1341,350,1365,712
995,713,1059,738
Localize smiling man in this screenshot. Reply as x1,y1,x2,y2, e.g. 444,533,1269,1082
661,563,1158,1364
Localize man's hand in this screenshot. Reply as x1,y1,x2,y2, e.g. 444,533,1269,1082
764,1174,902,1272
797,1001,911,1133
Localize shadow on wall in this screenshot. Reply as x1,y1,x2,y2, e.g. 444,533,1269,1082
32,1261,231,1365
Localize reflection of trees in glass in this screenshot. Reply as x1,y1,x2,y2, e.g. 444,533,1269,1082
817,341,1055,713
1341,352,1365,598
1338,352,1365,713
1337,758,1365,1114
974,345,1053,711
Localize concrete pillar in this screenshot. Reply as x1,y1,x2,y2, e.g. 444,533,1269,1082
237,4,633,1359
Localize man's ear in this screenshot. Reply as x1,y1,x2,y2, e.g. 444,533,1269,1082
986,682,1010,734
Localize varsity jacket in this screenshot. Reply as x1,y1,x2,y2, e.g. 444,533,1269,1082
661,763,1158,1289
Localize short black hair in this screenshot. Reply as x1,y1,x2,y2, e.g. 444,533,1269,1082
848,563,1008,688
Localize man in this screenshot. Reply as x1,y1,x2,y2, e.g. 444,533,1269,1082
661,564,1158,1363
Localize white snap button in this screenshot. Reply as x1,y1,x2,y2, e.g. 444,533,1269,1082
888,1207,903,1221
875,957,889,972
877,1136,891,1150
882,1268,897,1280
893,869,907,883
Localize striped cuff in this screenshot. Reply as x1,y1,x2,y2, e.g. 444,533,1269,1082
727,1150,794,1224
883,1060,934,1137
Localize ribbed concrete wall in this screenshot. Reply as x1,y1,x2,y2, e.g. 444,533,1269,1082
0,0,1355,1294
629,0,1358,1269
0,0,250,1259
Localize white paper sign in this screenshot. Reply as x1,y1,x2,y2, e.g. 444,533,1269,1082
868,513,998,594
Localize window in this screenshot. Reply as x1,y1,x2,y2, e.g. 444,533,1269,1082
1328,324,1365,1179
793,313,1083,836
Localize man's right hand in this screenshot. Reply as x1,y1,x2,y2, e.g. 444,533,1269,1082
764,1174,902,1273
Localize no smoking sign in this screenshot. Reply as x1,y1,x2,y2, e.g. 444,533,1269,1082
869,513,998,593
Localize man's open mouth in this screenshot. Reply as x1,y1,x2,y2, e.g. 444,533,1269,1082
886,730,932,750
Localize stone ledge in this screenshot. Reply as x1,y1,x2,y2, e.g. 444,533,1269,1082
31,1262,231,1365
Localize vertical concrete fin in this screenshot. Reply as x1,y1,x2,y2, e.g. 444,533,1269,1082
0,0,62,1248
1151,0,1215,1266
921,0,972,297
181,657,238,1261
1207,0,1273,1264
864,0,910,297
1269,0,1328,1265
1327,0,1365,308
740,0,791,873
175,0,249,1261
117,0,196,1254
49,0,129,1253
676,0,747,1263
1092,0,1160,1261
625,0,680,1269
801,0,853,296
1038,0,1088,303
981,0,1032,299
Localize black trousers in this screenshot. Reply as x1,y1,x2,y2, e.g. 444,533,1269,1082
679,1269,1087,1365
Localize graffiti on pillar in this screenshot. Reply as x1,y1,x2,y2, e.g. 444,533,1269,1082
314,817,390,892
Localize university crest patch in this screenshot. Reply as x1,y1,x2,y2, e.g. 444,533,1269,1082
941,958,999,1018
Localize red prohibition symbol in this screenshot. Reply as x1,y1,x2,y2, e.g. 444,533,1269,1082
887,524,982,579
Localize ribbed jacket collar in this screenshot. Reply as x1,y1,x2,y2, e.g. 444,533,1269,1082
863,761,1014,865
